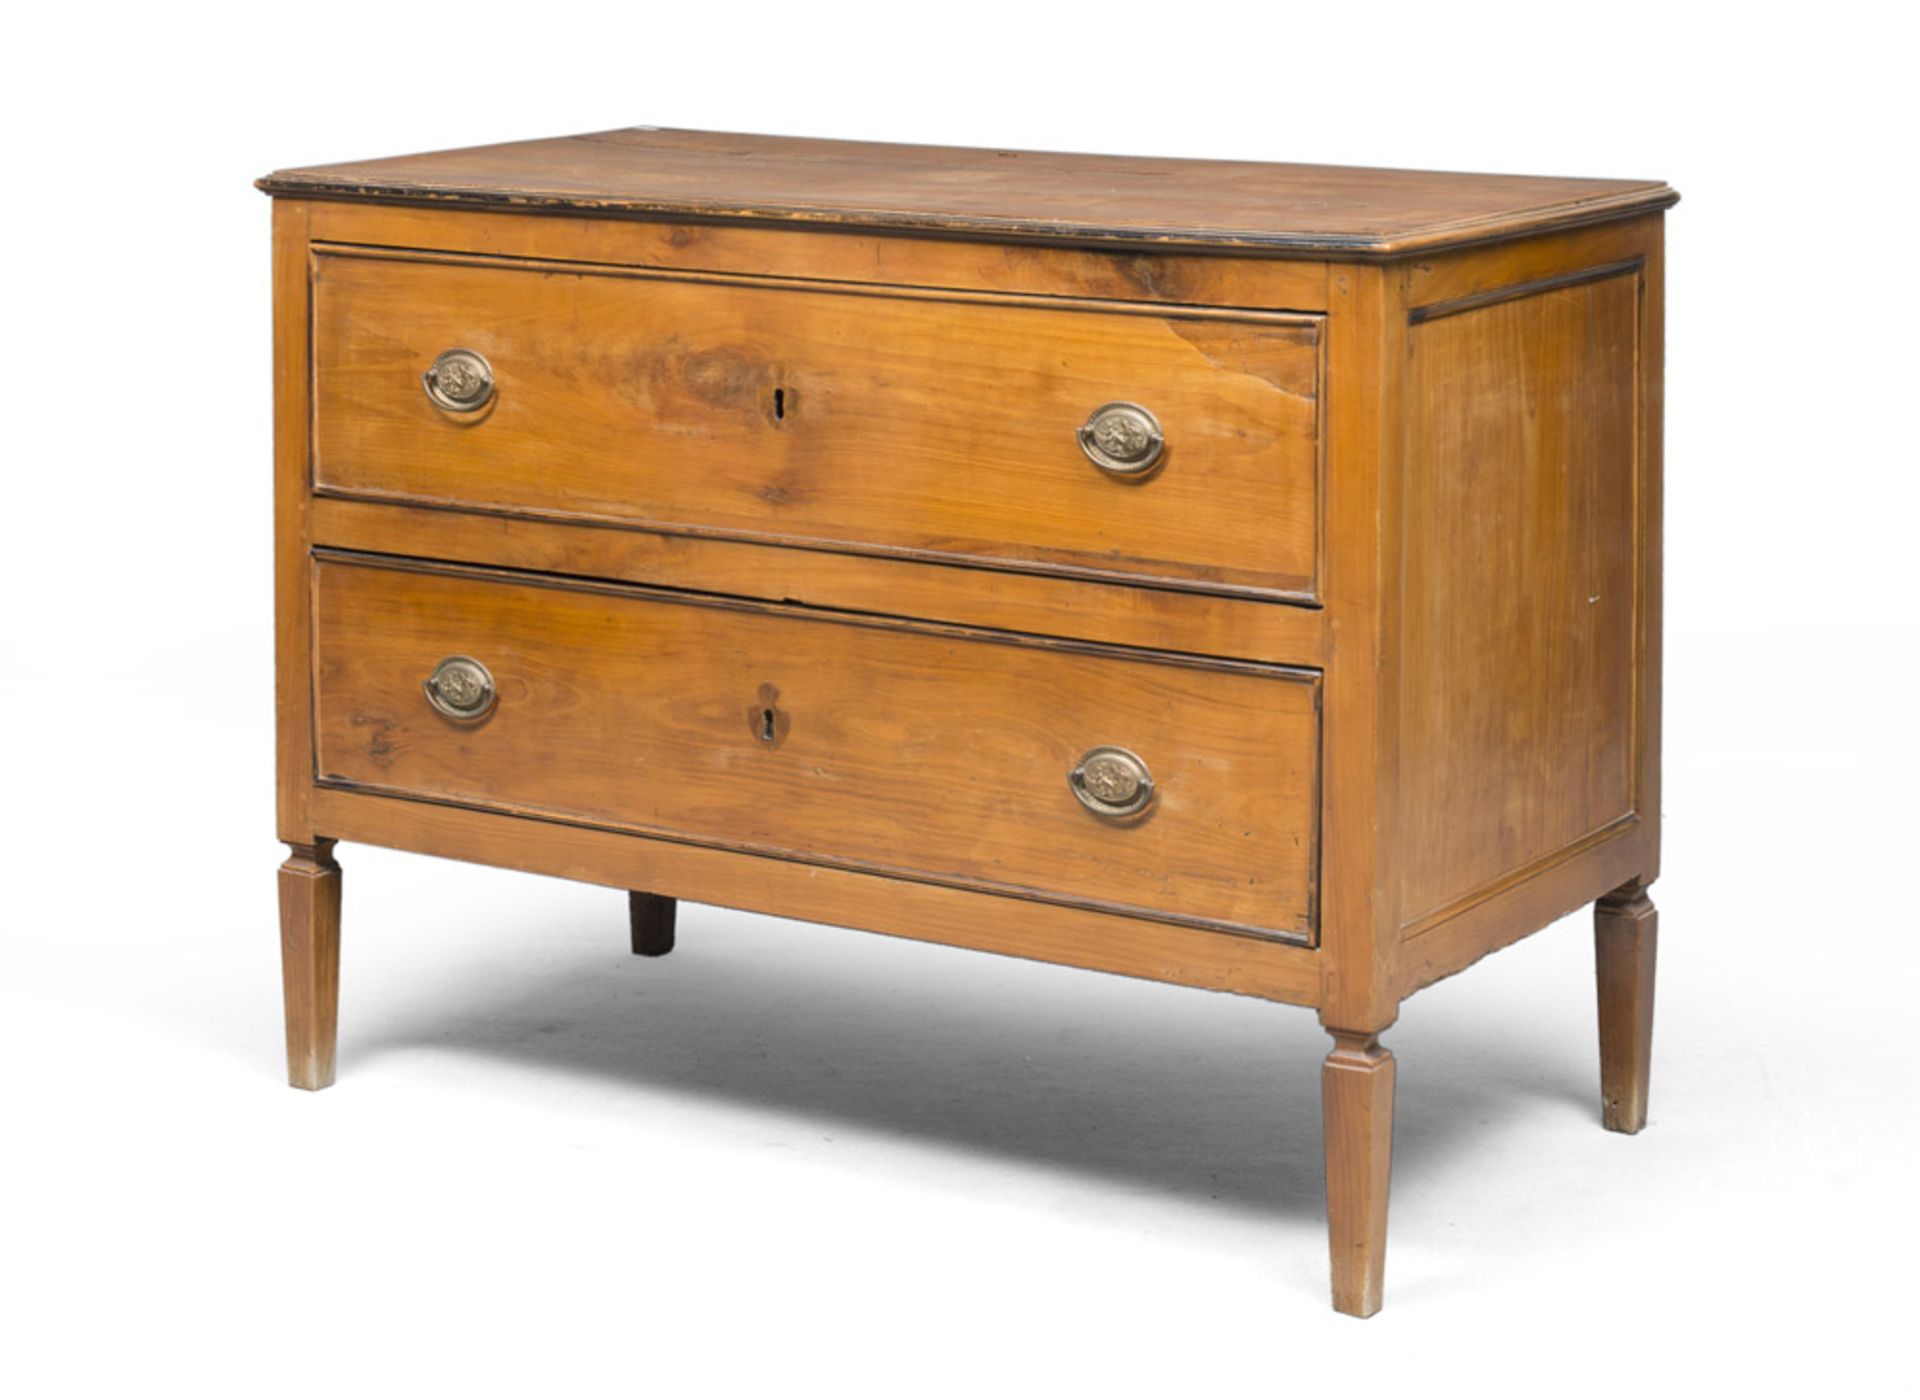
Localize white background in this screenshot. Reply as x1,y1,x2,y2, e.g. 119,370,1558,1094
5,3,1915,1394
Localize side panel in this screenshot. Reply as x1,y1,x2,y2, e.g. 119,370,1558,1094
1392,219,1663,990
1400,271,1639,928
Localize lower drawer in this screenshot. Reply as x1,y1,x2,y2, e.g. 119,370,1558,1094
311,556,1320,940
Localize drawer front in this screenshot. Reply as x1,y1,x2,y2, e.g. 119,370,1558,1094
312,251,1322,598
312,557,1320,939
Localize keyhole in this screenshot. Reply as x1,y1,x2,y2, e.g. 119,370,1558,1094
751,683,785,746
771,387,785,421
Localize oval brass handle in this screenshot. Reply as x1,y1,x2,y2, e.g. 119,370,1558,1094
1077,402,1164,477
422,348,495,413
1068,746,1155,819
422,656,496,722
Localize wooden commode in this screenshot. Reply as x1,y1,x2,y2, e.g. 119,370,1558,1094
259,129,1676,1315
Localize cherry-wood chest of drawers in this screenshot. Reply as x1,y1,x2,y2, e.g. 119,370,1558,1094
259,129,1675,1315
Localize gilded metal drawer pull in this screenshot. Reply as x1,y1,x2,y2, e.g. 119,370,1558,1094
1068,746,1155,819
1077,402,1164,477
422,348,495,413
422,656,496,722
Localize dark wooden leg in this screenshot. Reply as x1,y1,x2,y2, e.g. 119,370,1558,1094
278,840,341,1091
1323,1030,1395,1317
629,891,677,957
1595,879,1657,1133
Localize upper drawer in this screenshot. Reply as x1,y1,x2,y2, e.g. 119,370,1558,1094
311,250,1323,600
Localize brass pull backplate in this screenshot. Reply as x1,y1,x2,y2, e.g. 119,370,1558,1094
422,348,495,413
1077,402,1165,477
422,655,496,722
1068,746,1155,819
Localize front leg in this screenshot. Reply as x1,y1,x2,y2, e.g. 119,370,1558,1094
1323,1030,1395,1317
1595,879,1658,1133
278,840,341,1090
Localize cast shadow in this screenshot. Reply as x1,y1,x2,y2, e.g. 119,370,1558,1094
349,902,1601,1225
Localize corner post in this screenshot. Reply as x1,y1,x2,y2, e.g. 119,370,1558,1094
1315,260,1410,1314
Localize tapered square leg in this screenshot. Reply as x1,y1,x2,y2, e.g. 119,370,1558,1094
629,891,677,957
278,840,341,1091
1323,1031,1395,1317
1595,879,1657,1133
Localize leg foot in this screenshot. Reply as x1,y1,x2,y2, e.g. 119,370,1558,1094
1595,879,1657,1133
629,891,677,957
1323,1030,1395,1317
278,840,341,1091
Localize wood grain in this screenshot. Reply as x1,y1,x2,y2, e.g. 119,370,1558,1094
1314,263,1404,1035
1388,218,1664,992
304,201,1333,313
1392,819,1643,999
1405,217,1654,310
629,891,676,957
1595,880,1657,1133
1398,269,1640,931
273,200,317,843
260,127,1676,256
307,497,1328,667
1634,222,1666,887
311,555,1322,939
311,248,1323,598
278,841,341,1090
310,787,1324,1005
1324,1032,1395,1317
